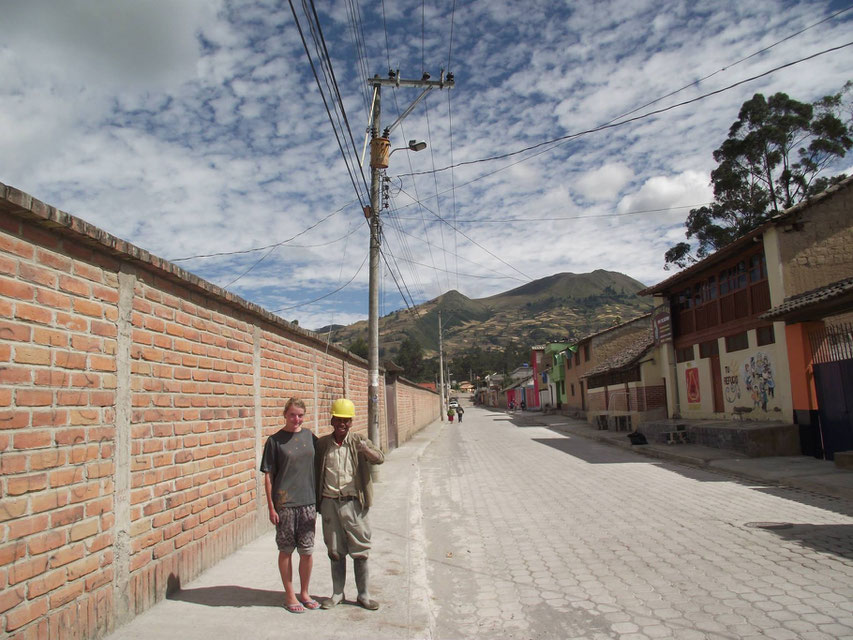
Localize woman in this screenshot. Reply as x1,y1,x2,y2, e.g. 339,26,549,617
260,398,319,613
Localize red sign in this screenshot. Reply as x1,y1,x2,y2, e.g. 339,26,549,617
686,367,701,404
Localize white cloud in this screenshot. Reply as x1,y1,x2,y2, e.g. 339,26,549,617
574,164,634,202
2,0,851,330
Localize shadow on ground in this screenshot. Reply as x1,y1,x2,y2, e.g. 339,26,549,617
515,416,853,518
167,586,283,608
771,523,853,560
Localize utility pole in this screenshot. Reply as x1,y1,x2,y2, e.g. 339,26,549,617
366,70,454,448
438,311,445,421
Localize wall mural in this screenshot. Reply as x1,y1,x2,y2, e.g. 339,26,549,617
685,367,701,404
742,351,776,411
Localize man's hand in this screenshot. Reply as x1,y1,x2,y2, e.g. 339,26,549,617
356,438,383,464
269,506,279,525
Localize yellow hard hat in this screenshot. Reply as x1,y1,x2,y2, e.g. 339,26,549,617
331,398,355,418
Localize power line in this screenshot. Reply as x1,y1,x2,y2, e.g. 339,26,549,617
273,251,369,313
398,186,533,281
609,5,853,125
287,0,368,207
170,202,357,261
397,41,853,179
391,202,712,223
386,218,525,282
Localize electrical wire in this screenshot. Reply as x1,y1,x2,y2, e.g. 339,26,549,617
391,202,711,223
609,5,853,125
170,202,357,261
386,216,526,282
380,247,419,313
398,186,533,281
287,0,368,207
397,41,853,179
273,251,369,313
306,0,370,195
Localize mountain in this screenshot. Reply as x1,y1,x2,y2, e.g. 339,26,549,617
323,270,652,358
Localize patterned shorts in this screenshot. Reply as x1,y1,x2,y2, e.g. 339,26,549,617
275,504,316,554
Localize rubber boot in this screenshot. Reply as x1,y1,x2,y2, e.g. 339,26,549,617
354,557,379,610
321,557,346,609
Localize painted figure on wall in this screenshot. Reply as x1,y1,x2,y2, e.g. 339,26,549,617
742,352,775,411
686,367,701,404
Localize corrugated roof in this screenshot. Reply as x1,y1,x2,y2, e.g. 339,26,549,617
581,329,654,378
573,313,651,345
761,276,853,320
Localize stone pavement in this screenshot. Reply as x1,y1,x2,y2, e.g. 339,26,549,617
104,405,853,639
422,406,853,639
518,410,853,502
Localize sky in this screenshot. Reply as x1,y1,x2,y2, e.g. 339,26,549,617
2,0,852,332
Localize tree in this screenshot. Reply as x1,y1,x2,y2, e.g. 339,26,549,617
347,337,368,359
665,84,852,269
396,336,424,380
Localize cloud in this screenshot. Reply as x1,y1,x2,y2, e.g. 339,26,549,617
2,0,851,332
574,164,634,202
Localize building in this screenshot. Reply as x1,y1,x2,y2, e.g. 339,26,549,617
562,315,651,420
640,176,853,458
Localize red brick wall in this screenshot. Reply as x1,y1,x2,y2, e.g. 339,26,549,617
393,379,440,445
0,185,430,639
586,384,666,414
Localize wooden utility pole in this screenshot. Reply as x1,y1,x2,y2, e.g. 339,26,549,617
366,71,454,447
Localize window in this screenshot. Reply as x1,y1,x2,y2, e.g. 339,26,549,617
566,355,572,370
583,344,590,362
725,331,749,352
570,383,575,396
749,254,767,283
676,345,695,363
574,351,580,366
699,340,719,358
756,325,775,346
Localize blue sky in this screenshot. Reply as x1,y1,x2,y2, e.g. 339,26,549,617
1,0,851,331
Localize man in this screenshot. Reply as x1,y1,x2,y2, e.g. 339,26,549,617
315,398,384,610
260,398,319,613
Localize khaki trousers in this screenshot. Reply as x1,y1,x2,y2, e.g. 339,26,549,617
320,497,371,560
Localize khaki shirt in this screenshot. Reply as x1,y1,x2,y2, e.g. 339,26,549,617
321,432,358,498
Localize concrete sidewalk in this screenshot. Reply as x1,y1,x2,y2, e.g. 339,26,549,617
515,410,853,501
105,419,443,640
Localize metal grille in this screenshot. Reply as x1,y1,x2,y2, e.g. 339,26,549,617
810,321,853,364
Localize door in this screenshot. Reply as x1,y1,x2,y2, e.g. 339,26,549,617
813,360,853,460
710,354,724,413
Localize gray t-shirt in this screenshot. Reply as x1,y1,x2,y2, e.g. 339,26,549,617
260,428,316,509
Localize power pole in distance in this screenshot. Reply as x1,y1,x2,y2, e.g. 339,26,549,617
438,310,445,421
366,70,454,450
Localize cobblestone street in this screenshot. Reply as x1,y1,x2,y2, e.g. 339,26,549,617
421,407,853,639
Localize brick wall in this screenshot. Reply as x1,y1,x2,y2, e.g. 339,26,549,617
586,384,666,415
392,378,440,445
0,184,439,639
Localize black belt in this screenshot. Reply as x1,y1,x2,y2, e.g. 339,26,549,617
327,495,357,501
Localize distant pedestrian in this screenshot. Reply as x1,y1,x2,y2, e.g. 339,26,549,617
316,398,385,610
447,406,456,422
520,400,526,411
260,398,319,613
456,405,464,423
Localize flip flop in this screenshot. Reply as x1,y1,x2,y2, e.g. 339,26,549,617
284,602,305,614
299,598,321,610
